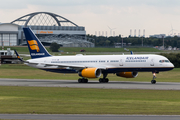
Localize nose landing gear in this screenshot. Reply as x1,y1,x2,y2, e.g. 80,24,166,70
151,72,156,84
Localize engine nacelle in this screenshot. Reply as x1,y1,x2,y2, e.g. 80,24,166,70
116,72,138,78
79,68,101,78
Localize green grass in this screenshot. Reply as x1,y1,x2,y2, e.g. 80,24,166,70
0,86,180,114
0,46,29,53
59,47,161,52
0,46,161,53
0,64,179,83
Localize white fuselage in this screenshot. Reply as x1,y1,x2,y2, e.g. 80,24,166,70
25,54,174,74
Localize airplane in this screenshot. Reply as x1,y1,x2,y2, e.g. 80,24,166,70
15,27,174,84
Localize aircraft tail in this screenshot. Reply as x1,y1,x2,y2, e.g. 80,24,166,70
23,27,51,59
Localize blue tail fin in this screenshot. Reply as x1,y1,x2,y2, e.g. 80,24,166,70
23,27,51,59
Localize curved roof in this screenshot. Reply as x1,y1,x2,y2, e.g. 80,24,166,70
11,12,78,27
0,23,19,26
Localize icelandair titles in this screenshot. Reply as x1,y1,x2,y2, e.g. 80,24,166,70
126,56,149,62
31,53,45,56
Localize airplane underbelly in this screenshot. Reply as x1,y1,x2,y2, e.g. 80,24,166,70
41,68,77,73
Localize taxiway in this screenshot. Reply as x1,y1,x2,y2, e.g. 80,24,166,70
0,78,179,90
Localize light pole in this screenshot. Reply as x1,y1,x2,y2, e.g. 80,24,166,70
162,36,164,50
122,35,123,48
142,36,143,47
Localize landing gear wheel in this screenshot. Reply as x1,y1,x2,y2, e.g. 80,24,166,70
99,78,103,83
78,78,88,83
84,79,88,83
105,78,109,83
78,78,82,83
151,80,156,84
99,78,109,83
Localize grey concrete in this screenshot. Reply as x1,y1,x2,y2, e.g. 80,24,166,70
0,114,180,120
0,78,180,90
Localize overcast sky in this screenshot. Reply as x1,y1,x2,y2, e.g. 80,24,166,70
0,0,180,37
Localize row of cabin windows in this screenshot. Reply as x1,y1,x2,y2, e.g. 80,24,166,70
52,61,98,63
51,60,119,63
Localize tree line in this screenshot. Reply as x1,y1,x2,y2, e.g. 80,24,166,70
159,53,180,68
87,35,180,48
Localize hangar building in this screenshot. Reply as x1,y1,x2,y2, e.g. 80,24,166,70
0,12,94,47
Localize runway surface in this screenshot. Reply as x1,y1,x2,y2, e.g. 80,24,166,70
0,78,180,90
0,114,180,120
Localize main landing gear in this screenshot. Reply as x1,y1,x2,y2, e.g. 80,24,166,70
78,78,88,83
99,73,109,83
151,72,156,84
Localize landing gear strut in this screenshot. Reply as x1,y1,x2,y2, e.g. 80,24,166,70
151,72,156,84
99,73,109,83
78,78,88,83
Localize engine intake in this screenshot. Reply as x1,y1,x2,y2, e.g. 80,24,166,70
79,68,101,78
116,72,138,78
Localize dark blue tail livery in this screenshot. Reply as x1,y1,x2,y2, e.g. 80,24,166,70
23,27,51,59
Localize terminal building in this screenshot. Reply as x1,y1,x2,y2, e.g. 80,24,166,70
0,12,94,47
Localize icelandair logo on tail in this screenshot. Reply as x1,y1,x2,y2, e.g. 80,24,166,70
28,40,40,52
28,40,45,56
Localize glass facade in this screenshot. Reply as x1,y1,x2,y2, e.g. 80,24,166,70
10,34,17,46
3,34,9,46
0,34,17,46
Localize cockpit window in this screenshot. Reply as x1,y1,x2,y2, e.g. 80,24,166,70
159,60,170,63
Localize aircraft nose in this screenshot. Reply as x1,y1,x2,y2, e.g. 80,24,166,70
170,62,174,68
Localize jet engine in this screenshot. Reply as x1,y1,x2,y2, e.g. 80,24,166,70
79,68,101,78
116,72,138,78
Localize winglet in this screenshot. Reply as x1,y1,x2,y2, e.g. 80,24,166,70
14,50,24,62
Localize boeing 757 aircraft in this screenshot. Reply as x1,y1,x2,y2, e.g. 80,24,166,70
15,28,174,84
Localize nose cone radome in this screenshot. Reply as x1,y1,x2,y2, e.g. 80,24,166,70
169,63,174,70
172,63,174,68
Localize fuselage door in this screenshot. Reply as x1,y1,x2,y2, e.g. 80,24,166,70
119,59,123,66
150,59,154,66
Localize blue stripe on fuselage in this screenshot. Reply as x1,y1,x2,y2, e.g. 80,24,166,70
41,67,174,74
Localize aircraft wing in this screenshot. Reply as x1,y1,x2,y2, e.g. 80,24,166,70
46,63,106,70
28,62,107,71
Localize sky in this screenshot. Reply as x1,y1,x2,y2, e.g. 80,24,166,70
0,0,180,37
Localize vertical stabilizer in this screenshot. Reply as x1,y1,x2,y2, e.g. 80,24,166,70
23,27,51,59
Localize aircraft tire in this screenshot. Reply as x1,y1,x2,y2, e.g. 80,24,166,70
84,79,88,83
78,78,82,83
151,80,156,84
99,78,109,83
105,78,109,83
99,78,103,83
79,78,88,83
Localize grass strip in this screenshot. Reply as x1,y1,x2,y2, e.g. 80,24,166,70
0,86,180,115
0,64,180,82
